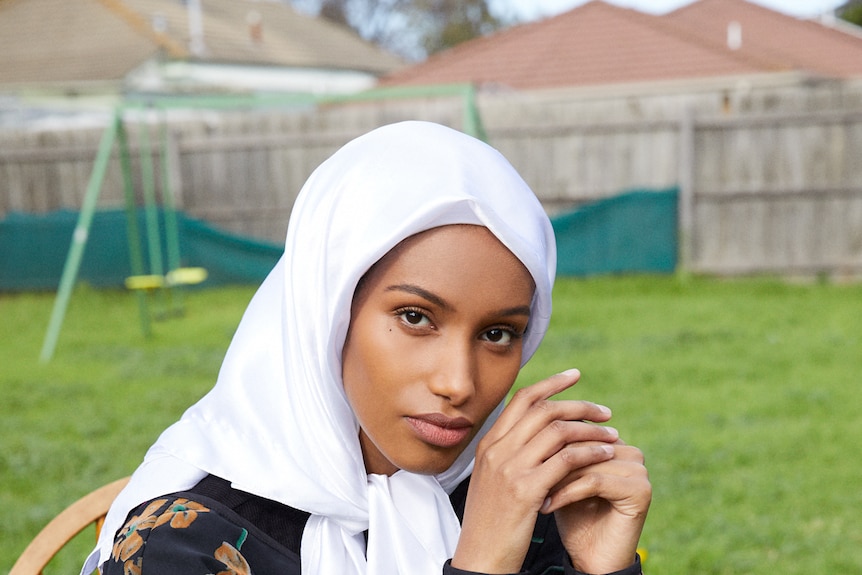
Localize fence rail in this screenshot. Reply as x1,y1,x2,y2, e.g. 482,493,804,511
2,78,862,278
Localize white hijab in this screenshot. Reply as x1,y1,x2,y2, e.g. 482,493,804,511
84,121,556,575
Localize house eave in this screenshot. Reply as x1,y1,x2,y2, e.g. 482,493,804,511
124,59,381,95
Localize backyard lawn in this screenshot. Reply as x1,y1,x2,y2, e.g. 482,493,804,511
2,276,860,574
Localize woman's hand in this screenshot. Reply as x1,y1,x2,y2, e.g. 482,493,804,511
546,438,651,573
452,369,644,574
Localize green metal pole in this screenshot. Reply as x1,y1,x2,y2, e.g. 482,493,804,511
136,111,167,317
138,114,164,278
39,114,119,362
117,116,152,337
160,118,181,273
159,110,184,313
462,84,488,142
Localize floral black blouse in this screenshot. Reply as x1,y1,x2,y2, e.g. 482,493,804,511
102,475,641,575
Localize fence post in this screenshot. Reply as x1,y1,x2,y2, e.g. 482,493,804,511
678,106,696,273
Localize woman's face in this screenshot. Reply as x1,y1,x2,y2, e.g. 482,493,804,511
342,225,535,476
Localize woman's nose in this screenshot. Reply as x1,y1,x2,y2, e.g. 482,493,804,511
427,338,476,406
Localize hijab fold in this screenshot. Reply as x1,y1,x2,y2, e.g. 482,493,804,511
83,121,556,575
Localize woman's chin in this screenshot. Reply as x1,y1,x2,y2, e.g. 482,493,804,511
388,449,465,476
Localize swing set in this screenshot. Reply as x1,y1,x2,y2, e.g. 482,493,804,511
39,84,487,362
38,104,207,363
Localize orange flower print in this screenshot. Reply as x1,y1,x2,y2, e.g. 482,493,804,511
112,530,143,564
211,541,252,575
155,498,211,529
123,557,142,575
111,499,169,562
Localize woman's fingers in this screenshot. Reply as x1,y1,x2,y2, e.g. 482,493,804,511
541,445,651,514
523,420,620,465
484,369,613,448
476,369,626,507
472,369,647,528
477,413,620,497
488,369,580,434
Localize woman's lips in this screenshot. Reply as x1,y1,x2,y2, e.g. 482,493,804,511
405,414,473,448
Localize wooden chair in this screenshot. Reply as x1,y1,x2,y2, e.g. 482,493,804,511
10,477,130,575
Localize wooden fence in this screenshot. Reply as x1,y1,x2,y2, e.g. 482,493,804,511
683,109,862,276
2,76,861,277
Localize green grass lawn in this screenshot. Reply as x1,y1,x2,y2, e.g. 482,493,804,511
2,276,860,574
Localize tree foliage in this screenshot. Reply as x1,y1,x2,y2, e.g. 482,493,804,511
838,0,862,27
295,0,507,61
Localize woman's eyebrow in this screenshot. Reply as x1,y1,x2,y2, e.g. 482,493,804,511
385,284,532,318
386,283,450,310
499,305,532,318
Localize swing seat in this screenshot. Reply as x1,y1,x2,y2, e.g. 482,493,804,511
124,274,165,290
166,267,208,286
125,267,207,291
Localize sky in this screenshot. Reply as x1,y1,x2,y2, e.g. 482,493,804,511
493,0,848,21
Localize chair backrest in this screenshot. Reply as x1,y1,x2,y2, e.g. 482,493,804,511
10,477,130,575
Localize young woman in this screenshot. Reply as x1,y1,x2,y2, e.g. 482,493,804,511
84,121,650,575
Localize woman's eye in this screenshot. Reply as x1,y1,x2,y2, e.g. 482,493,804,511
482,328,513,345
399,310,430,327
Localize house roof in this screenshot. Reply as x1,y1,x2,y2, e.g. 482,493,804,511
0,0,163,85
0,0,402,88
122,0,402,71
665,0,862,78
380,0,862,90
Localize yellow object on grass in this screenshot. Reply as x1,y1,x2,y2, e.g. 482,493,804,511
124,274,164,291
125,267,207,291
637,547,648,563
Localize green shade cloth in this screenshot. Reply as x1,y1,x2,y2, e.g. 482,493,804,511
0,188,678,291
0,209,282,291
551,188,678,276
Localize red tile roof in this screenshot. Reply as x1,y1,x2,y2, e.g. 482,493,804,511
380,0,862,90
665,0,862,78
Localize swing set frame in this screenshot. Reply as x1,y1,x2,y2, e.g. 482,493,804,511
38,84,487,362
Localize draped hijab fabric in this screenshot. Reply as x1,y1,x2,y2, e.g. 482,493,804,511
83,121,556,575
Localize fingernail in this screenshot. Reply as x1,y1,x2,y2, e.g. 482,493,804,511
605,426,619,439
541,496,552,513
597,404,612,415
560,368,580,377
600,444,615,456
